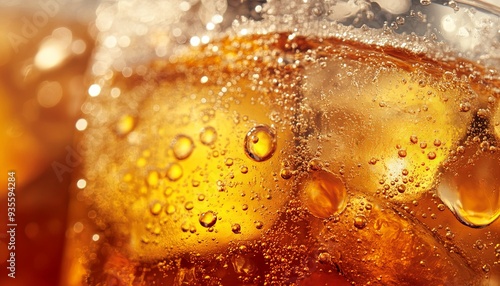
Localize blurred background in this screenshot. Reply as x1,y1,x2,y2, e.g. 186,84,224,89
0,1,98,285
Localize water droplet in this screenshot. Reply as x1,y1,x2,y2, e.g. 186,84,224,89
309,158,323,171
181,222,190,232
318,252,332,264
199,210,217,227
410,135,419,144
482,264,491,273
240,166,249,174
185,201,194,210
398,149,407,158
198,194,205,201
427,152,437,160
231,223,241,234
280,168,293,179
437,204,446,211
225,158,234,166
460,102,471,112
166,205,176,215
150,201,162,215
433,139,442,147
200,126,217,145
420,142,428,149
301,170,348,219
166,163,183,181
171,134,195,160
115,114,136,136
354,215,367,229
397,184,406,193
146,171,159,187
438,149,500,227
244,125,277,162
420,0,432,6
255,221,264,229
242,204,248,211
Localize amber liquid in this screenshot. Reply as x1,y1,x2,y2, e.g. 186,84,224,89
63,33,500,285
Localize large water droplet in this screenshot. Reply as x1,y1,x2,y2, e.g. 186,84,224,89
166,163,183,181
300,170,348,218
171,134,195,160
199,210,217,227
150,201,162,215
244,125,277,162
437,146,500,227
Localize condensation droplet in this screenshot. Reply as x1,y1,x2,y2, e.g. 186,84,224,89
232,223,241,234
150,201,162,215
185,201,194,210
398,149,407,158
244,125,277,162
225,158,234,166
166,163,183,181
354,215,367,229
146,171,159,187
200,126,217,145
255,221,264,229
240,166,249,174
199,211,217,228
427,152,437,160
116,114,136,136
410,135,418,144
172,134,195,160
166,205,176,215
280,168,293,179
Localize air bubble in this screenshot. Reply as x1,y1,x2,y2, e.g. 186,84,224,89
354,215,367,229
146,171,159,187
244,125,277,162
398,149,407,158
200,126,217,145
166,163,183,181
232,223,241,234
166,205,176,215
427,152,436,160
150,201,162,215
410,135,418,144
199,211,217,228
185,201,194,210
172,134,195,160
280,168,293,179
240,166,249,174
255,221,264,229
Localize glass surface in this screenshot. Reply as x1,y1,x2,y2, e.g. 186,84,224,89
65,0,500,285
1,0,499,285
